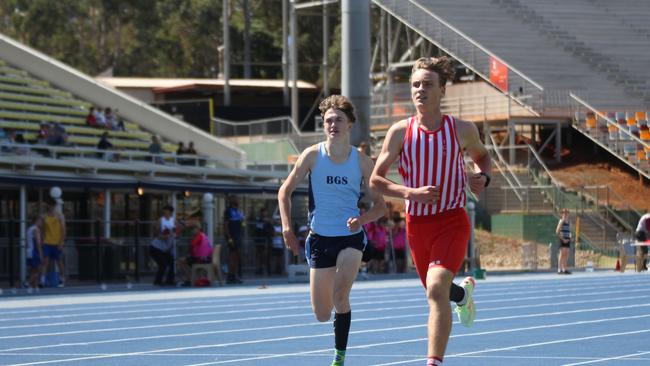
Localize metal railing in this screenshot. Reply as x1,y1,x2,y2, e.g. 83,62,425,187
570,93,650,180
211,115,322,153
371,92,537,126
0,141,260,172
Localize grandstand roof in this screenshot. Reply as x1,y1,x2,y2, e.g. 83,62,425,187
97,77,318,93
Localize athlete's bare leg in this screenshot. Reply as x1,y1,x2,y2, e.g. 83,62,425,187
332,248,363,313
310,248,363,321
426,266,454,359
311,266,337,321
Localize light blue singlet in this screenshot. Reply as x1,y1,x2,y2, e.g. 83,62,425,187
308,143,362,237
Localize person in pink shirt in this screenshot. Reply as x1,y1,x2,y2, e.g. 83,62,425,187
176,222,213,286
369,217,389,273
392,217,407,273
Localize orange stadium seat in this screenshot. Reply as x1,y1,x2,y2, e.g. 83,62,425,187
635,111,646,121
586,117,597,129
608,124,618,140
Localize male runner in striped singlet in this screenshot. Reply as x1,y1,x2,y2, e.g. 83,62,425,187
371,56,492,366
278,95,386,366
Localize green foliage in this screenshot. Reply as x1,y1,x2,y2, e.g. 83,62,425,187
0,0,341,85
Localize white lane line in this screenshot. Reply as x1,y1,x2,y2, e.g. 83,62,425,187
0,278,425,310
561,351,650,366
3,304,649,366
3,281,643,330
1,278,631,320
4,352,647,361
368,329,650,366
3,290,648,342
0,322,429,366
2,272,642,313
0,285,418,315
3,293,647,352
457,355,650,361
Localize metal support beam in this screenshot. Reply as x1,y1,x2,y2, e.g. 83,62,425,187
508,119,516,165
386,12,393,123
104,190,111,238
290,0,299,128
243,0,252,79
202,193,215,247
282,0,289,106
556,122,562,163
322,2,329,97
19,185,26,285
342,0,371,146
223,0,231,106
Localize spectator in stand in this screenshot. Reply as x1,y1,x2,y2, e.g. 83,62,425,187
149,135,163,164
86,107,97,127
223,196,244,284
113,109,126,131
26,215,43,291
270,215,285,274
47,123,67,147
37,122,50,144
176,141,189,165
635,213,650,271
150,205,179,286
392,217,407,273
14,133,29,155
369,216,389,273
40,198,66,287
104,107,117,130
186,141,197,154
176,142,186,155
1,129,17,153
358,203,374,279
556,208,572,275
116,115,126,131
176,222,213,286
184,141,198,165
357,141,368,155
93,107,106,128
97,132,113,159
253,207,274,275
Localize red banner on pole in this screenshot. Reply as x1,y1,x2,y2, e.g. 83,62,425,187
489,56,509,92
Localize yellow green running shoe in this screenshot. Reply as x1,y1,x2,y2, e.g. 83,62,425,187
330,349,345,366
454,276,476,327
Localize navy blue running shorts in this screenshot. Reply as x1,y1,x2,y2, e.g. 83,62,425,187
305,231,367,269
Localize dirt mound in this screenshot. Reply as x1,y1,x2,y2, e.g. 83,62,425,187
552,163,650,212
474,229,613,270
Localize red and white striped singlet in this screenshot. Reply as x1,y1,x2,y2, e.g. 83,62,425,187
398,115,466,216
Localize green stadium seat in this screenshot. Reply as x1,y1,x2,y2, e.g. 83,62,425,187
0,100,87,117
0,74,50,87
0,91,91,108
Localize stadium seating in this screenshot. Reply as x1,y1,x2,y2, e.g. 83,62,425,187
574,110,650,173
0,60,175,153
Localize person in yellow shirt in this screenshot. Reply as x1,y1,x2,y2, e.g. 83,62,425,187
41,198,66,287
